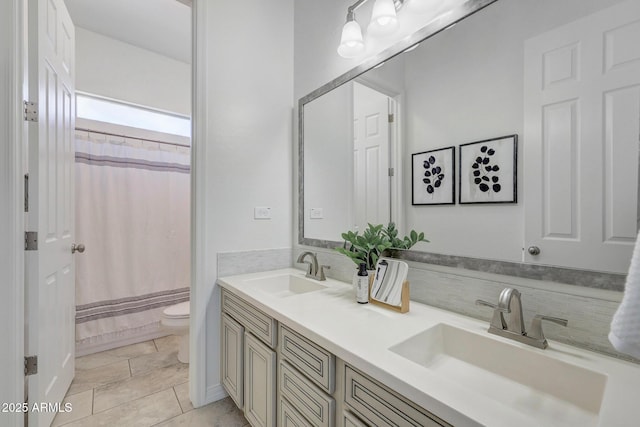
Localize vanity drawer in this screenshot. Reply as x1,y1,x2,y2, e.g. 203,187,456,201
280,324,335,394
344,364,450,427
279,397,313,427
342,411,366,427
222,288,276,348
280,361,335,427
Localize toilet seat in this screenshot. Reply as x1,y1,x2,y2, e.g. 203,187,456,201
162,301,189,319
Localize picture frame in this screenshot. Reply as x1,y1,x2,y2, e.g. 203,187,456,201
411,146,455,205
459,135,517,204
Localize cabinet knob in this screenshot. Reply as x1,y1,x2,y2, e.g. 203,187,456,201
527,246,540,256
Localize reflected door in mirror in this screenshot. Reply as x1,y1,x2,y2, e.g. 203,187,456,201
523,0,640,273
353,82,392,232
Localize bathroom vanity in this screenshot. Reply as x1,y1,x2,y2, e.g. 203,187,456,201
218,268,640,427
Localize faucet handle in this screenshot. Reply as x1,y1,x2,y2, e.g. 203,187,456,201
318,265,330,281
475,299,508,312
475,299,509,330
528,315,568,341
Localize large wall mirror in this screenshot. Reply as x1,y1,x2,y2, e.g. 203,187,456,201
300,0,640,281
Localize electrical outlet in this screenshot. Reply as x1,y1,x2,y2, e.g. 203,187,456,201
310,208,324,219
254,207,271,219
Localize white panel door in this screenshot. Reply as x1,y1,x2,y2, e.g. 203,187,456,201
26,0,76,425
353,82,391,231
524,0,640,273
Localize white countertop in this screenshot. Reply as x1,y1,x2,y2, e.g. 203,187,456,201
218,268,640,427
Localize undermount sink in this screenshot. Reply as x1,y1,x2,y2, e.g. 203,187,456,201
389,323,608,426
247,274,327,298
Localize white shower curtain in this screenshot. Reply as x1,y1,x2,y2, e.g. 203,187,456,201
74,132,190,348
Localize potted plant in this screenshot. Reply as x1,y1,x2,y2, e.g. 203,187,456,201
336,222,428,271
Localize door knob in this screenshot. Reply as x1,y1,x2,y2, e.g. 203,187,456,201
72,243,85,254
527,246,540,256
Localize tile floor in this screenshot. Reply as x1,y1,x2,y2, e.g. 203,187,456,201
52,335,249,427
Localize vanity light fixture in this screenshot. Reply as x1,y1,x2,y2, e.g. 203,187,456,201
338,0,407,58
368,0,400,36
337,10,365,58
337,0,459,58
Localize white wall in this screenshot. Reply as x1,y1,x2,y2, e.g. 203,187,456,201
193,0,293,404
75,27,191,115
0,0,24,424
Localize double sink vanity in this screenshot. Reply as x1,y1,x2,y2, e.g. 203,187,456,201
218,268,640,427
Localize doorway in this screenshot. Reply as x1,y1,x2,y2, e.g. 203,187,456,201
24,1,193,425
64,0,191,362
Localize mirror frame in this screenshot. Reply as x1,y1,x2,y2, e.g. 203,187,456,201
297,0,625,291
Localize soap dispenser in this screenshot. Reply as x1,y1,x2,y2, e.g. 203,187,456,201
356,262,369,304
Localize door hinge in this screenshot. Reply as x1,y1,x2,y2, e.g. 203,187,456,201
24,174,29,212
388,167,395,177
388,113,394,123
25,231,38,251
23,101,38,122
24,356,38,376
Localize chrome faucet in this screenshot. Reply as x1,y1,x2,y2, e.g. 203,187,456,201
295,251,329,281
476,287,568,349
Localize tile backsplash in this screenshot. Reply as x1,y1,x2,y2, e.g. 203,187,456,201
293,247,638,364
217,248,292,277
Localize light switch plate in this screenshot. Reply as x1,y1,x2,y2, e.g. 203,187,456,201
310,208,324,219
254,207,271,219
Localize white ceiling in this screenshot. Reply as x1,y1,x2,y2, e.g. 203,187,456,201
63,0,191,64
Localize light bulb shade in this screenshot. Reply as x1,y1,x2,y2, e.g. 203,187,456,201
368,0,399,36
337,20,364,58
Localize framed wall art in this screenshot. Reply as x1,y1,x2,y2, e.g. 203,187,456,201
412,146,455,205
459,135,517,204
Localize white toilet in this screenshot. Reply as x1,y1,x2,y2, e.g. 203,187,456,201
160,301,190,363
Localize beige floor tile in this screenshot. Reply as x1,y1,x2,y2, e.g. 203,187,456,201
93,363,189,413
153,397,248,427
129,348,183,376
173,382,193,413
63,388,181,427
67,360,131,396
76,341,157,371
51,389,93,426
154,335,181,353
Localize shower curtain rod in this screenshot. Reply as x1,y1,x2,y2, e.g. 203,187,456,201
76,127,191,148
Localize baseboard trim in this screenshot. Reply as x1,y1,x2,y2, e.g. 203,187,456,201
204,383,229,405
75,325,170,357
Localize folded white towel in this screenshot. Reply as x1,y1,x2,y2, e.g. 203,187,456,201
609,231,640,358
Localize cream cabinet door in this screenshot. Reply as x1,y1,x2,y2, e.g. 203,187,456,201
222,313,245,408
245,332,277,427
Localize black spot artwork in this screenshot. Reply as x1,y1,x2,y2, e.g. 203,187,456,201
423,155,445,194
472,145,501,193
